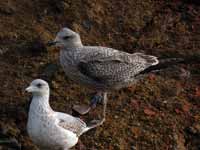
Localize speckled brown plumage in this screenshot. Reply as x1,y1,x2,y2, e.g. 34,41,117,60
53,27,159,117
56,28,159,90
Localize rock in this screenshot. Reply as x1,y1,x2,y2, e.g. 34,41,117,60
188,123,200,135
195,87,200,97
0,3,15,15
173,132,186,150
0,48,9,55
131,145,137,150
0,124,20,137
40,63,59,81
48,0,67,14
27,38,47,56
77,140,87,150
182,102,191,113
130,99,140,111
157,66,190,81
144,107,156,116
114,115,119,119
82,20,93,31
131,127,141,138
18,38,47,56
0,122,21,150
183,0,200,5
0,126,8,138
184,123,200,150
0,138,21,150
179,68,190,80
52,80,59,89
160,80,182,97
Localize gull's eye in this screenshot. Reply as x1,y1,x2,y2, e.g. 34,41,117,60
36,83,42,88
63,36,70,40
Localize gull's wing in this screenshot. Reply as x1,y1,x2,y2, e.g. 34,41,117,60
78,47,158,85
55,112,87,136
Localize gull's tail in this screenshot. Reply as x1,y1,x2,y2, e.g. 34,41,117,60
134,53,159,66
138,58,184,74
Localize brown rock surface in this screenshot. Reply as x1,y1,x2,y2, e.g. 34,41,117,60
0,0,200,149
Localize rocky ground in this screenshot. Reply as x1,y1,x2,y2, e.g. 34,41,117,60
0,0,200,150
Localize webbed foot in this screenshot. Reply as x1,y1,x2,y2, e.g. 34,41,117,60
72,104,91,115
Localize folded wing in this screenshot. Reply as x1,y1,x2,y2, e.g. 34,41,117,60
55,112,87,136
78,48,158,85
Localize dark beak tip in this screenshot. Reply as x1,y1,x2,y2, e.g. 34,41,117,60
46,41,56,46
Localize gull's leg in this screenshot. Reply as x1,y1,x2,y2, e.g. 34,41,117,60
90,92,103,108
87,118,105,129
87,92,107,128
72,92,103,115
102,92,108,120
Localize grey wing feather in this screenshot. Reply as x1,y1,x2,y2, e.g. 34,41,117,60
78,48,158,85
55,112,87,136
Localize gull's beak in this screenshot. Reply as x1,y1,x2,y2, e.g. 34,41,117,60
46,40,58,47
47,37,61,47
25,86,35,93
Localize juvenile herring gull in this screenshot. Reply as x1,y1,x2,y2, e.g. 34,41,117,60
26,79,102,150
48,27,159,119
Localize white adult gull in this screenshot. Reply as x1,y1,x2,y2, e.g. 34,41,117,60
26,79,102,150
48,27,159,119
